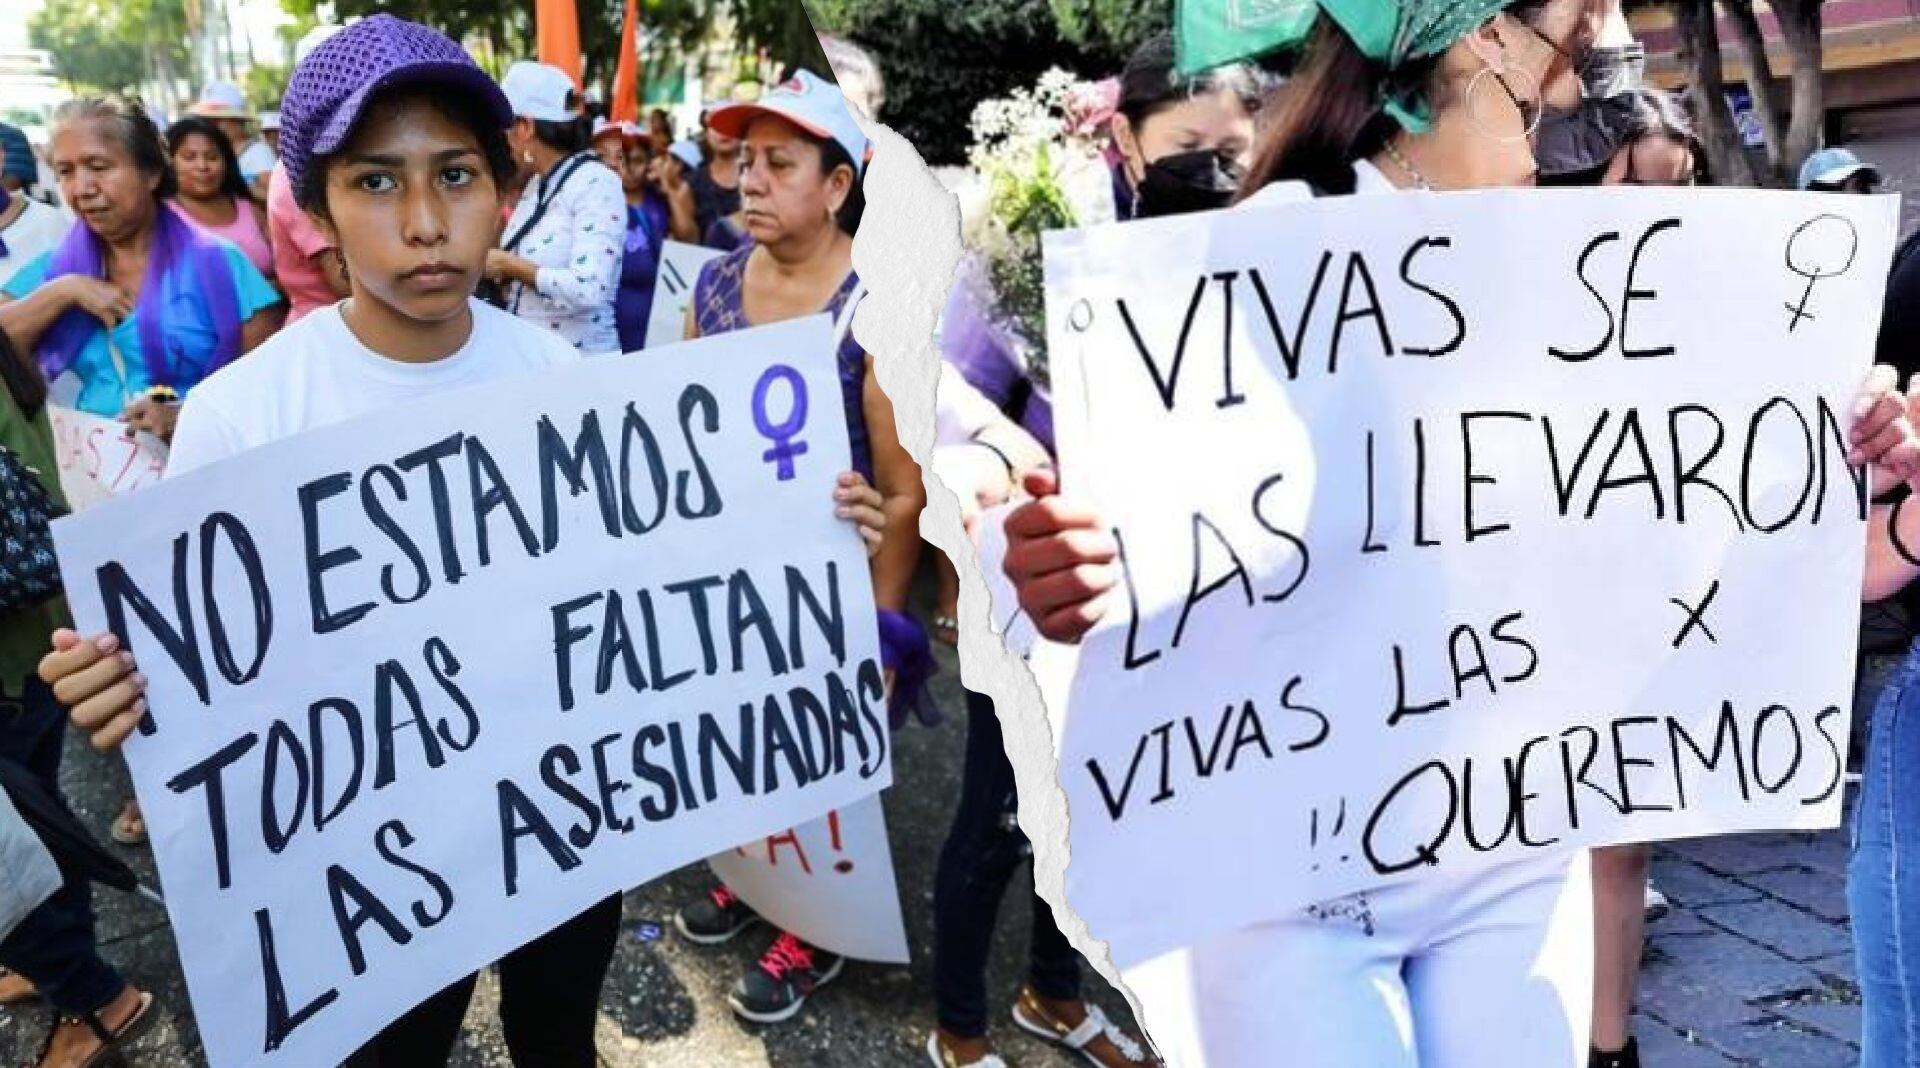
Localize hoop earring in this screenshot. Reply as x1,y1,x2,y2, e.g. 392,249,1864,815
1463,63,1541,144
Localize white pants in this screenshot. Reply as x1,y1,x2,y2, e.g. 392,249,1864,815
1122,852,1593,1068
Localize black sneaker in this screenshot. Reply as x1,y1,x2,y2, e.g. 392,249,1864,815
728,931,844,1023
674,884,760,945
1590,1038,1641,1068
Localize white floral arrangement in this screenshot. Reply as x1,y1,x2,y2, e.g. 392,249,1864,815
956,68,1119,387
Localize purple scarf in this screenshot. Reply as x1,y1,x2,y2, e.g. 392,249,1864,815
878,609,940,730
37,202,242,390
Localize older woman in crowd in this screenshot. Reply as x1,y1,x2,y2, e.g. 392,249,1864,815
0,96,281,851
671,69,929,1026
0,97,281,430
482,61,626,355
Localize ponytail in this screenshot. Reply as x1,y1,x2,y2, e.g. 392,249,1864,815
1238,17,1434,198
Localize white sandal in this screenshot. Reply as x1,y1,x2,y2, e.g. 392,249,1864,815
1010,995,1154,1066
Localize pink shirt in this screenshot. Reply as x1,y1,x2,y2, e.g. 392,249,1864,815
266,161,340,323
173,197,274,280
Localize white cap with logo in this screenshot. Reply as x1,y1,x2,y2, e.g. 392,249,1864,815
706,70,870,173
501,61,580,123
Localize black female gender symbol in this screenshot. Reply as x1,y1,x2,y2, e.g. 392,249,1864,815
1783,214,1859,333
752,364,809,480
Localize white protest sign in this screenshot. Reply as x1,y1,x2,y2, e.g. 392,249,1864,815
646,240,725,349
709,794,910,963
48,406,168,511
50,316,891,1068
1036,188,1896,967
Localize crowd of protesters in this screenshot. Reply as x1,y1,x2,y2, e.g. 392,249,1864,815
5,2,1920,1067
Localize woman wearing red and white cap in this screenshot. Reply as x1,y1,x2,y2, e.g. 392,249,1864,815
671,69,931,1026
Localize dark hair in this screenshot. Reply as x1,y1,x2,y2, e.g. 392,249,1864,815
296,83,516,215
166,116,255,204
0,325,46,420
1624,88,1706,182
816,136,865,236
1239,3,1547,197
1118,32,1276,131
532,89,591,156
50,95,176,200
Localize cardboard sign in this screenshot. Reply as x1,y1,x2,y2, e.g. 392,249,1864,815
709,795,910,963
1034,188,1896,967
50,316,890,1067
48,406,168,511
646,240,725,349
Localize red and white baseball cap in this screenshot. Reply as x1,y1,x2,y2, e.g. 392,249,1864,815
707,70,869,172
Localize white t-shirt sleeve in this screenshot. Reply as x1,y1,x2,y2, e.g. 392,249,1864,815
165,395,247,478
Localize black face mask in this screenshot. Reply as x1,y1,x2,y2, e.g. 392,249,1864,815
1133,149,1241,218
1534,93,1641,179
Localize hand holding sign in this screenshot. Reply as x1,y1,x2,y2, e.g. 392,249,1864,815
1002,468,1118,644
46,316,890,1068
1034,187,1902,968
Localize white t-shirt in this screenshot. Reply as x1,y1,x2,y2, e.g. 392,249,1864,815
168,298,579,477
0,198,71,289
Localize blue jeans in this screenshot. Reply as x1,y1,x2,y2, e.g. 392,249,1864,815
1851,648,1920,1066
0,674,126,1016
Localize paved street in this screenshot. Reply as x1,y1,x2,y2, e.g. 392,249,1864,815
1634,828,1863,1068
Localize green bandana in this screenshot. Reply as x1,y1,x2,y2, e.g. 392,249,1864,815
1175,0,1514,130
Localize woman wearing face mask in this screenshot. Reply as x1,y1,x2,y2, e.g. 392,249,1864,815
1001,0,1920,1063
1109,34,1269,221
482,61,626,356
930,34,1272,645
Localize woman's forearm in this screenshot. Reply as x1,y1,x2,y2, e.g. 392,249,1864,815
0,279,77,356
869,490,923,611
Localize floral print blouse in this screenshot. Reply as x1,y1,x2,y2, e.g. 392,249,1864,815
503,153,628,355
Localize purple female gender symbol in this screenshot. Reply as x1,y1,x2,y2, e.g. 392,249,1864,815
752,364,810,480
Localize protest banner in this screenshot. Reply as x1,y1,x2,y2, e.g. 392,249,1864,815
709,794,910,962
48,406,168,511
50,316,890,1068
1032,188,1897,967
646,240,726,349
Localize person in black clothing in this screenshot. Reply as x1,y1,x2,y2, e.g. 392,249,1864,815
689,108,742,244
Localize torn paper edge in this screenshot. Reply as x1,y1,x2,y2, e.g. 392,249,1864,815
848,116,1154,1044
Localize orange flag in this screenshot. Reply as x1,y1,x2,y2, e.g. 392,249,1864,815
535,0,583,86
609,0,640,123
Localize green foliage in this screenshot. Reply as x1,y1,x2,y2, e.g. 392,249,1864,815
244,62,291,107
31,0,190,95
804,0,1167,164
